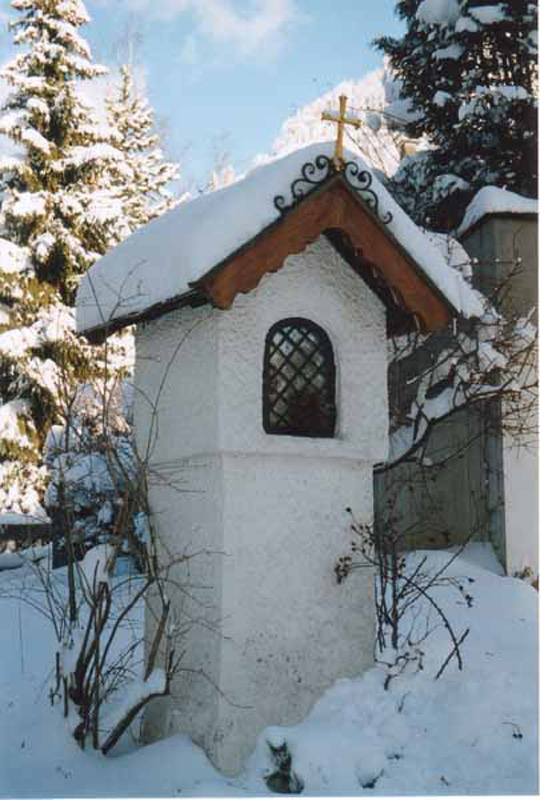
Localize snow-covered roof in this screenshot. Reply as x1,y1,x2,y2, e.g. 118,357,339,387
458,186,538,237
76,142,483,337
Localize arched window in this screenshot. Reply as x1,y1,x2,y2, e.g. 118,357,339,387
263,318,336,438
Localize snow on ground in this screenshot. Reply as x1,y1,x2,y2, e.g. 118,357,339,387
0,544,537,797
0,542,51,571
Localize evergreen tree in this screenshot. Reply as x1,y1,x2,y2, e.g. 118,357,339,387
106,64,180,228
376,0,538,229
0,0,131,515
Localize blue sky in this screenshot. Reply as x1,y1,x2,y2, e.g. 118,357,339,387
1,0,405,186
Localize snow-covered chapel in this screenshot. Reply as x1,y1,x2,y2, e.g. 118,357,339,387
76,141,480,774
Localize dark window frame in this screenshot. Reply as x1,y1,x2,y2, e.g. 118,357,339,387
262,317,337,438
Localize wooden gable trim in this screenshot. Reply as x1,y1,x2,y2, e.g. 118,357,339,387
324,228,413,336
195,178,454,333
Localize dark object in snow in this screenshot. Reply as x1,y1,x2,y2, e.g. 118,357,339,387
265,742,304,794
360,770,383,789
503,721,524,740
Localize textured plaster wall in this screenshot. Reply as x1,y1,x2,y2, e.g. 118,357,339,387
134,235,387,774
214,454,375,772
140,457,226,747
133,304,219,462
134,310,226,746
217,236,388,463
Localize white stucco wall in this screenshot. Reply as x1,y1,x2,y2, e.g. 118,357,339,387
134,235,388,775
213,454,375,772
133,304,219,465
142,456,226,747
216,236,388,462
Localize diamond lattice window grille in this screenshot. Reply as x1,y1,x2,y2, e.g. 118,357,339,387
263,318,336,438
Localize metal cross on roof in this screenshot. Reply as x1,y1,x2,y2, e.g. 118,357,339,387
321,94,362,171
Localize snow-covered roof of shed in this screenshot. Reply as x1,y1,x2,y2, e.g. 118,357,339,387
458,186,538,237
76,142,483,336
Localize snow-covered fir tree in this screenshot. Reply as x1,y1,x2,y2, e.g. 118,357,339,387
106,64,180,227
376,0,538,229
0,0,132,515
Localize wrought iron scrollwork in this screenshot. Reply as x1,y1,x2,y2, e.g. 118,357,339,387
342,161,393,224
274,155,334,214
273,155,393,226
